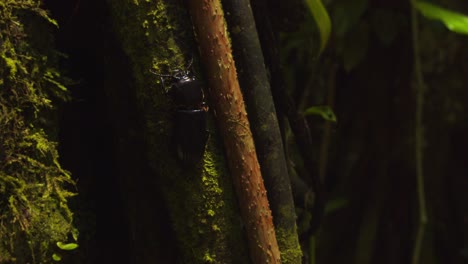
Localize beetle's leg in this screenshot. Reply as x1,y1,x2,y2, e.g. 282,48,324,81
186,57,194,71
149,69,173,93
201,102,209,112
175,57,195,78
160,76,165,90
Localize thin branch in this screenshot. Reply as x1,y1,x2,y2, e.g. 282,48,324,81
318,62,337,182
411,4,428,264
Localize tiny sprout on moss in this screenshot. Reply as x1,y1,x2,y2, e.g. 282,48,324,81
52,253,62,261
56,242,79,250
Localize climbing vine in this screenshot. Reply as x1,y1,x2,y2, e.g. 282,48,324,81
0,1,77,263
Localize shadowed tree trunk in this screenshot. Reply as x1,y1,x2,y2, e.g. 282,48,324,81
222,0,302,262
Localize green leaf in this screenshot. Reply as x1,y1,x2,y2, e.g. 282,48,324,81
412,0,468,35
303,105,337,122
305,0,332,54
72,229,79,241
56,242,78,251
52,253,62,261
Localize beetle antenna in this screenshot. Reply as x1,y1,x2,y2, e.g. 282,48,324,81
186,57,194,71
149,69,171,89
149,69,172,77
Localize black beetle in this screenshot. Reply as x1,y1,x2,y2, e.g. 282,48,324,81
151,61,209,166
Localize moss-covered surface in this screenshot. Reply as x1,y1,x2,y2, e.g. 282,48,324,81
105,0,250,263
0,1,78,263
274,206,303,262
275,220,303,263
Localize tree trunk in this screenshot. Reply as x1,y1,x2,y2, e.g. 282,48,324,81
222,0,302,262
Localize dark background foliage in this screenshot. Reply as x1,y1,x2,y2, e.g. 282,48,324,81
275,0,468,263
2,0,466,263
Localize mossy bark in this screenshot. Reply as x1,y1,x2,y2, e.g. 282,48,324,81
0,1,78,263
104,1,249,263
222,0,302,262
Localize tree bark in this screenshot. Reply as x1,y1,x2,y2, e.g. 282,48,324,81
222,0,302,262
251,0,326,238
187,0,281,263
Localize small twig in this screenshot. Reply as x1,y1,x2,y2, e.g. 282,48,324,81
318,62,337,182
410,4,428,264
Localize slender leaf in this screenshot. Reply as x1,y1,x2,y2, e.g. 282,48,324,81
303,105,337,122
305,0,332,54
412,0,468,35
52,253,62,261
56,242,78,251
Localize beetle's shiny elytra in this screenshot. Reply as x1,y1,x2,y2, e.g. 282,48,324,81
151,63,209,166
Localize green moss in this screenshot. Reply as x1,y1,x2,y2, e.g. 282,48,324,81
0,1,77,263
275,221,303,263
203,251,216,263
3,55,18,76
158,128,248,263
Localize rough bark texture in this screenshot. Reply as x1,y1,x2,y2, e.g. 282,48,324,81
283,85,325,240
251,0,326,238
223,0,302,262
187,0,281,263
